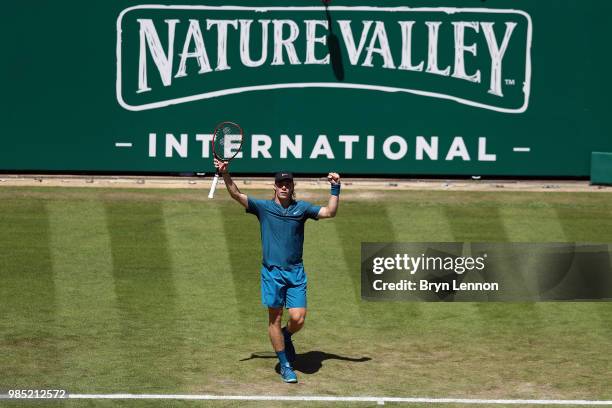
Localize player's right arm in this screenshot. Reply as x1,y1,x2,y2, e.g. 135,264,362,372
215,158,248,208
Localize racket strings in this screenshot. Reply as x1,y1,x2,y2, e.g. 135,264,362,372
213,123,243,160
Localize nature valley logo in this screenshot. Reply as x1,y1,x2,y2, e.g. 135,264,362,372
116,5,532,113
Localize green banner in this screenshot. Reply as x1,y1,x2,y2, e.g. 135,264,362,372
1,0,610,175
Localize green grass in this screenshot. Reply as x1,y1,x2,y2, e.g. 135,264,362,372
0,187,611,407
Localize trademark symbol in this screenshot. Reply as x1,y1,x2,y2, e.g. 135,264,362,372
505,79,516,86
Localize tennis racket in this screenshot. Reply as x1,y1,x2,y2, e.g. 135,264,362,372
208,121,244,199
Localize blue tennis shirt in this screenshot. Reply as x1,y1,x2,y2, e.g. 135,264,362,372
246,197,321,268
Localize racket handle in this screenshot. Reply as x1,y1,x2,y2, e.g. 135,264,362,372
208,173,220,199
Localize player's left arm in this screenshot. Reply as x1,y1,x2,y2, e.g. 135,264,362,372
317,173,341,219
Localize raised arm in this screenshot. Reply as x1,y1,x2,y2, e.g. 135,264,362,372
317,172,341,219
215,158,248,208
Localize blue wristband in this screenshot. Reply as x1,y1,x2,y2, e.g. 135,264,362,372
331,183,341,196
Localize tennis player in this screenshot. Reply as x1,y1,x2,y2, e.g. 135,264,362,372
214,158,340,383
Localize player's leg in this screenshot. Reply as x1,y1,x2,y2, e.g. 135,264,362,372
282,307,305,363
267,307,284,351
267,307,296,383
287,307,307,334
284,266,308,330
283,266,308,363
261,265,297,383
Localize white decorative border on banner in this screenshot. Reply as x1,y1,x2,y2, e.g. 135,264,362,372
116,5,533,113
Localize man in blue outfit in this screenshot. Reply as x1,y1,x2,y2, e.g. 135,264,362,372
214,158,341,383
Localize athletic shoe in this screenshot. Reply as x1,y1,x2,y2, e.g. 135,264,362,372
280,363,298,383
282,327,296,363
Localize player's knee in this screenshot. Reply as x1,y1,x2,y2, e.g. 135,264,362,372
290,313,306,327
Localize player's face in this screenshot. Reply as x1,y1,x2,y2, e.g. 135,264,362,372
275,180,294,200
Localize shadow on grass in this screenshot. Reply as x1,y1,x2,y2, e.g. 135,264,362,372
240,351,371,374
219,204,262,325
105,201,184,390
0,200,59,387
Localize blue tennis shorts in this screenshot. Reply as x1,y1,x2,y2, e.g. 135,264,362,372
260,264,307,309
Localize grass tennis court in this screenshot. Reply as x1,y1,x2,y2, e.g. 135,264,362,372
1,186,611,407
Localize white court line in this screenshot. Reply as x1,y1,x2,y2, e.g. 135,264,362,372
513,147,531,152
1,394,609,405
115,142,133,147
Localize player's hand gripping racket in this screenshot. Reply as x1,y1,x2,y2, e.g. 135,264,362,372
208,121,244,199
